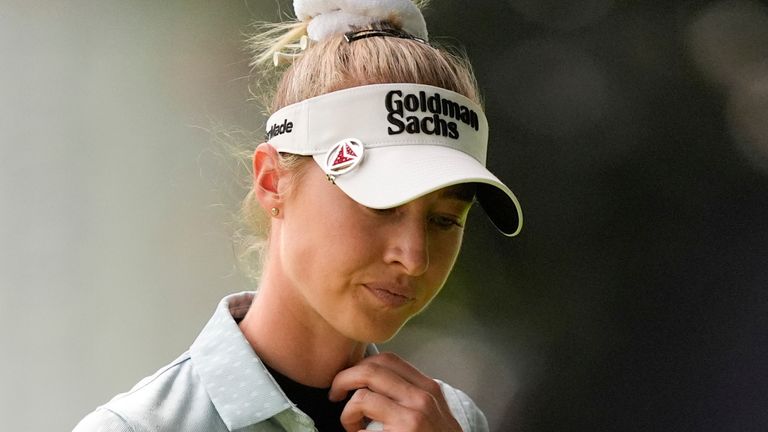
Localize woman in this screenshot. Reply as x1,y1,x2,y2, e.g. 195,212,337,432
73,0,522,431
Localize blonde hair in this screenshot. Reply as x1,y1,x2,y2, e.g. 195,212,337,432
235,3,482,280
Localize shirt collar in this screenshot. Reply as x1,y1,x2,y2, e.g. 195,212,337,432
190,291,293,431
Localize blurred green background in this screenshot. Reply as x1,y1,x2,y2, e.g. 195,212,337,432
1,1,767,431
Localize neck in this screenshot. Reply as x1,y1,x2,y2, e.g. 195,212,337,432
238,259,368,388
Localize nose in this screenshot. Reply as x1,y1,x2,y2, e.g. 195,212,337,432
384,214,429,276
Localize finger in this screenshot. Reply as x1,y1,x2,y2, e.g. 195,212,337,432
358,353,440,394
340,388,417,432
354,354,456,421
329,360,414,402
331,363,448,423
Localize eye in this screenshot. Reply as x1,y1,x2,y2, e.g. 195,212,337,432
429,214,464,230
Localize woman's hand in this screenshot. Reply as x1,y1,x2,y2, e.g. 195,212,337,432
329,352,463,432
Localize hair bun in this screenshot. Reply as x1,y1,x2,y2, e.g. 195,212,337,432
294,0,428,42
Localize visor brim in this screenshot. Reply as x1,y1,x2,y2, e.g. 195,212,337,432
312,145,523,236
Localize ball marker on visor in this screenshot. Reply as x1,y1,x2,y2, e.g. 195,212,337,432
264,83,523,236
323,138,365,184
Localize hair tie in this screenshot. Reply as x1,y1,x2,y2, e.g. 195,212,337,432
344,28,427,44
294,0,428,42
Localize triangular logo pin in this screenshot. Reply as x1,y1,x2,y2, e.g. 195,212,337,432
332,143,357,167
324,138,365,177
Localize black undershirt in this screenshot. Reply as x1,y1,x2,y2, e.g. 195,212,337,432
264,364,350,432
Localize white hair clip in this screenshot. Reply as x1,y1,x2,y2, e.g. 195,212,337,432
272,35,311,66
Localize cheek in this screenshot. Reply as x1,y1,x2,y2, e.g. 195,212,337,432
279,210,378,291
435,231,464,269
425,231,464,288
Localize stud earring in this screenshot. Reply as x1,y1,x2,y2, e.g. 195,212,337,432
270,207,280,217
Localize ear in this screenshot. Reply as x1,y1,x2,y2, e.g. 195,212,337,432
252,143,283,212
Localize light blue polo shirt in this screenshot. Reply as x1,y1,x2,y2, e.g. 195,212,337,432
73,292,489,432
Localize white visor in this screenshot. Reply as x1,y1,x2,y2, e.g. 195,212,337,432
264,83,522,236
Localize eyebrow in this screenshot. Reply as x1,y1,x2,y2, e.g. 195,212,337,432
440,184,477,203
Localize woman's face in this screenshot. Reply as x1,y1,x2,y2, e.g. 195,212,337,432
274,162,473,343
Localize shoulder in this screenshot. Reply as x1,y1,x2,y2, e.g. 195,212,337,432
72,352,226,432
73,408,133,432
436,379,490,432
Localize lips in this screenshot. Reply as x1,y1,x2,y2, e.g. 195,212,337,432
364,282,416,308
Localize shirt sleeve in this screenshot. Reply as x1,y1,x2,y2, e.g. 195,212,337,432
437,380,490,432
72,408,134,432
